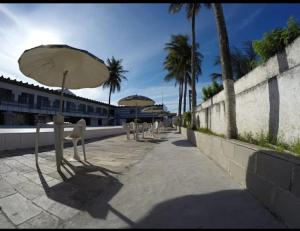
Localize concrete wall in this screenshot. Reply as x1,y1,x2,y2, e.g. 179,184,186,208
196,36,300,143
181,127,300,228
0,126,125,151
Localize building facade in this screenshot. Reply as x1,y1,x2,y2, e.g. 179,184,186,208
0,76,171,126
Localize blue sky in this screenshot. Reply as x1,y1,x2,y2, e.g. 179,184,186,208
0,3,300,112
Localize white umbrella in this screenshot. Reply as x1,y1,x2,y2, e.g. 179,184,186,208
118,95,154,141
18,44,109,114
142,105,165,123
118,95,155,122
18,44,109,169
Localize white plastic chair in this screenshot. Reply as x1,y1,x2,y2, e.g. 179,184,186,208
64,119,86,161
122,122,130,140
150,121,159,138
129,122,136,140
142,122,150,138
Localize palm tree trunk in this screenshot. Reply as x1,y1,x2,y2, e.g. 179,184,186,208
107,86,112,124
108,86,112,106
178,81,183,132
191,4,197,129
213,3,238,139
183,72,187,113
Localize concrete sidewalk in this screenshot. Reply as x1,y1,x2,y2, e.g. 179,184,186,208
62,131,285,228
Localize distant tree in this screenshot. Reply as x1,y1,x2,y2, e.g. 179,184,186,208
163,34,202,130
253,17,300,62
202,80,223,101
169,3,209,128
211,41,259,81
103,57,128,123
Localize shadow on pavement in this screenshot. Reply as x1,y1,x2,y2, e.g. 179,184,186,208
137,137,168,144
132,190,284,229
172,140,195,147
36,160,123,220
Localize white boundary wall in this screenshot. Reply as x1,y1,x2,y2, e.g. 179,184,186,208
196,37,300,143
0,126,125,151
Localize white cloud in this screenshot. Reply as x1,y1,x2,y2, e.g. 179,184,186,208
235,8,263,32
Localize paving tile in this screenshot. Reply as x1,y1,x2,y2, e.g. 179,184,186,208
0,163,12,174
32,188,81,220
17,211,60,229
0,193,42,225
1,171,29,186
14,181,46,200
3,159,34,173
0,177,16,198
0,211,15,228
23,171,56,185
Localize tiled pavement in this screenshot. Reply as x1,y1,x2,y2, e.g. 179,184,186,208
0,132,155,228
0,129,284,228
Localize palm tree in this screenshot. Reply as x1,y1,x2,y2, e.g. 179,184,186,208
163,34,202,130
163,35,188,131
212,3,238,138
103,57,128,122
169,3,209,129
212,42,258,81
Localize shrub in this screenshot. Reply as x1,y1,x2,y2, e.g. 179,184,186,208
202,80,223,101
253,17,300,62
183,111,191,127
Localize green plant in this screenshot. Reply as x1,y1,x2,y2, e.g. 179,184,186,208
290,138,300,156
238,130,300,157
183,111,191,127
197,127,225,138
202,80,223,101
253,17,300,62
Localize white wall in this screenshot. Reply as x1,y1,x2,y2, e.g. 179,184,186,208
196,36,300,143
0,126,125,151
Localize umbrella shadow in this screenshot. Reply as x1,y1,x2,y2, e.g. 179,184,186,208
172,140,195,147
36,159,123,220
136,137,168,144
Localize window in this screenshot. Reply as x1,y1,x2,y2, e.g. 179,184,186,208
66,101,76,112
87,105,94,113
53,99,60,109
78,104,86,113
96,107,102,114
103,108,107,115
37,95,50,109
0,88,13,102
18,93,34,107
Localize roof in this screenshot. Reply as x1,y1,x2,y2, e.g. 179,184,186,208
118,94,155,105
0,75,116,108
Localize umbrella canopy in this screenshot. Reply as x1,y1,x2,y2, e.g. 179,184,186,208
142,105,166,123
118,95,155,107
18,44,109,114
142,105,165,113
18,44,109,89
118,95,155,122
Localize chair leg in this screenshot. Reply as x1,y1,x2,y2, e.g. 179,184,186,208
82,138,87,161
72,139,80,160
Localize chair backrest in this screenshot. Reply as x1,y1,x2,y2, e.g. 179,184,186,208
70,119,86,138
154,121,159,129
129,122,135,130
143,122,148,129
122,123,130,130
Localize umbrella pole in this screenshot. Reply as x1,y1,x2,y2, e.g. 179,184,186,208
135,103,138,140
55,70,68,171
59,71,68,114
152,111,154,124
